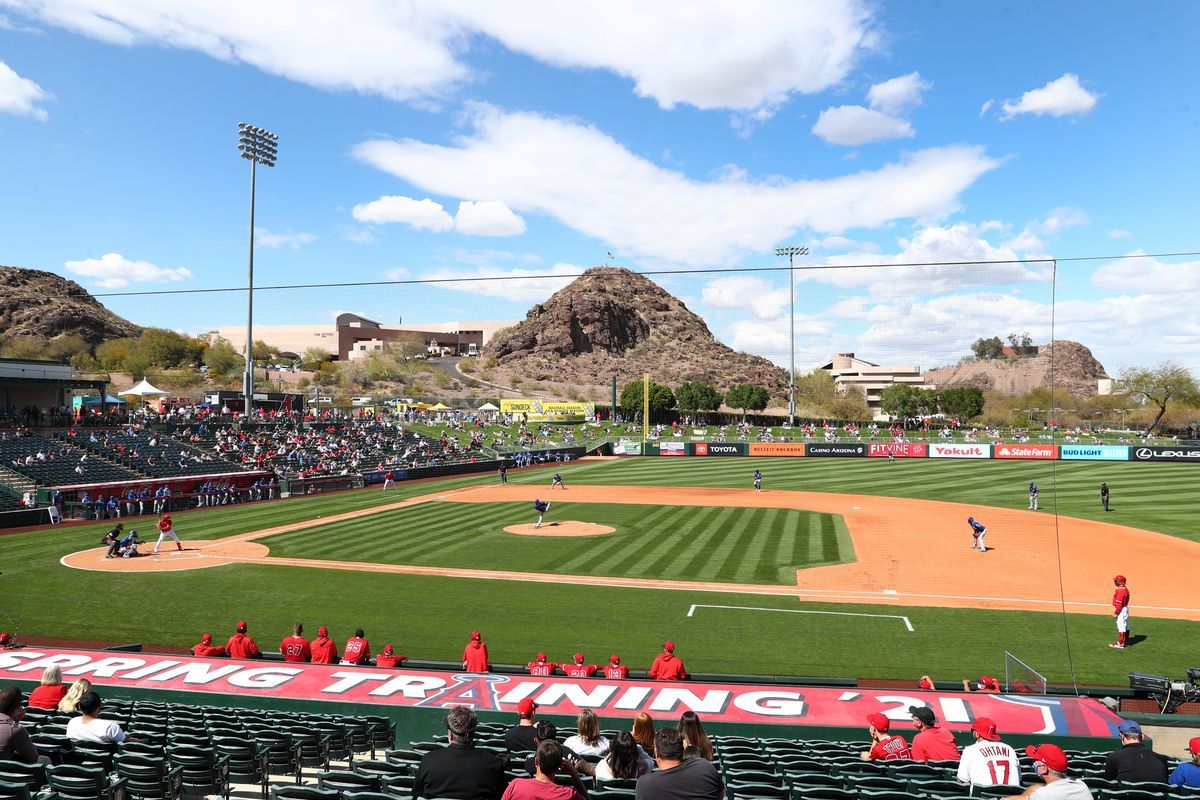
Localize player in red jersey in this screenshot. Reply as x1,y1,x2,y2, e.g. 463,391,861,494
527,652,557,677
604,654,629,679
861,713,911,761
341,629,371,665
280,623,311,663
310,626,338,664
375,644,405,668
191,633,226,658
563,653,597,678
649,641,687,681
225,620,262,659
1110,575,1131,648
463,630,489,672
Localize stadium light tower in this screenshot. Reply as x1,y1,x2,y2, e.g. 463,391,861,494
237,122,279,415
775,246,808,426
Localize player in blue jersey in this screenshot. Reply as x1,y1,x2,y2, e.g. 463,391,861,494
967,517,987,553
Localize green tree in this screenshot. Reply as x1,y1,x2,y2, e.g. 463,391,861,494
794,369,838,411
619,380,677,416
251,340,283,363
94,338,140,371
725,384,769,420
937,386,985,421
203,340,244,376
675,381,723,418
301,347,334,371
879,384,936,420
971,336,1004,360
0,335,51,360
139,328,203,368
1115,361,1200,433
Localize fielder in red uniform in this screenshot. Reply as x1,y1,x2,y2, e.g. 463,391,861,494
280,623,312,663
604,654,629,679
191,633,227,658
1110,575,1131,648
861,713,911,761
649,641,687,681
463,630,489,672
375,644,405,668
342,629,371,665
527,652,557,677
310,626,338,664
226,620,261,659
563,653,597,678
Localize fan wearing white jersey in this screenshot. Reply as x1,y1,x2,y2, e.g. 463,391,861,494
957,717,1021,789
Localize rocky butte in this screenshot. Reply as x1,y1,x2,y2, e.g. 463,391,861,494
0,266,141,346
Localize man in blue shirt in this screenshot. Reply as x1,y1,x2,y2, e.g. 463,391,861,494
967,517,988,553
1170,737,1200,787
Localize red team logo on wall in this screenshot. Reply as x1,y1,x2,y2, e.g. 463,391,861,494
995,444,1058,460
868,443,927,458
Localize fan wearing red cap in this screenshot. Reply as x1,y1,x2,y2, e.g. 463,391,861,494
191,632,227,658
310,625,338,664
562,653,597,679
527,653,558,677
604,654,629,679
1110,575,1131,649
1017,744,1094,799
503,698,540,752
375,644,406,668
956,717,1019,788
225,620,262,659
341,629,372,666
649,641,687,681
1169,737,1200,787
963,675,1002,693
463,630,489,672
280,623,311,663
859,713,911,761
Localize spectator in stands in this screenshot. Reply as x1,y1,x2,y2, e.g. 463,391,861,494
594,731,653,781
632,712,656,758
649,641,686,681
676,710,713,761
501,739,587,800
1170,738,1200,787
0,687,39,763
57,678,92,714
27,665,68,709
962,674,1001,693
463,630,489,672
562,653,597,678
192,633,227,658
564,709,609,757
226,620,262,659
66,691,127,743
375,644,405,668
505,698,540,752
909,705,960,761
1103,720,1169,783
527,652,557,677
1016,743,1094,799
635,728,723,800
341,629,371,665
604,654,629,679
310,626,338,664
956,718,1019,789
281,623,312,662
414,705,507,800
860,712,910,761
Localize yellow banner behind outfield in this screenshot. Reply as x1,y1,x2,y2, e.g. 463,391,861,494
500,400,595,420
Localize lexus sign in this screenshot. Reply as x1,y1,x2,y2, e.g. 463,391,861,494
1130,446,1200,462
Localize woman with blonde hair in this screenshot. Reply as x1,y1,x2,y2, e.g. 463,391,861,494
677,710,714,760
28,665,68,709
631,712,656,758
57,678,92,715
562,708,610,757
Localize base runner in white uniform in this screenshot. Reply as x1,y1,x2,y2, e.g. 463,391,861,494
958,717,1021,789
153,513,182,554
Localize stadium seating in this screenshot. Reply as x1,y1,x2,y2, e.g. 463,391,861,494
0,431,140,486
51,430,246,479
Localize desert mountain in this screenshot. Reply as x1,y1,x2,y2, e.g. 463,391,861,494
925,340,1109,396
484,267,789,398
0,266,141,345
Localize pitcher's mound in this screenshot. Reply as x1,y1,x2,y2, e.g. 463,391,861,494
504,521,615,537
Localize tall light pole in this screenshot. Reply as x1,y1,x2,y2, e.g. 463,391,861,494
237,122,279,415
775,246,808,426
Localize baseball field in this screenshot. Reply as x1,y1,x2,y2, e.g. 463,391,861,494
9,455,1200,687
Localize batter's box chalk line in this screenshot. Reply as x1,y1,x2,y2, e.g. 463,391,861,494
687,603,914,632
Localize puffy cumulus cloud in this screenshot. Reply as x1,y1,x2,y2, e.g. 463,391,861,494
353,106,999,266
0,58,51,120
811,105,913,145
1035,206,1089,235
254,227,316,249
64,252,192,288
2,0,876,114
454,200,526,236
865,71,929,115
1001,73,1099,119
411,260,582,303
351,195,454,231
701,275,791,319
1090,251,1200,294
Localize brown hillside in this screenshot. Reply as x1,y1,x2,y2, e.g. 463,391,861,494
0,266,141,345
925,340,1108,396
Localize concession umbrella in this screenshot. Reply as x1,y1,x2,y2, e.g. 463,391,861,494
477,402,499,411
118,379,169,399
428,403,452,411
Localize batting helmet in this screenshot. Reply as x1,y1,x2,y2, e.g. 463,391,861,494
1114,575,1126,584
967,516,974,523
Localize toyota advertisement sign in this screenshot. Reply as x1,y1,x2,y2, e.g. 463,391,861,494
1060,445,1129,461
1129,446,1200,463
693,442,746,456
805,443,867,458
928,443,992,459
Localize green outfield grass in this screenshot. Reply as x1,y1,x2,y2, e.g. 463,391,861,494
263,501,852,584
4,456,1197,686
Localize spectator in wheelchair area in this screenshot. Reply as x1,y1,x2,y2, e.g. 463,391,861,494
0,687,40,763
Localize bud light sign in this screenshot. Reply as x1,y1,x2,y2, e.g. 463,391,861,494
1059,445,1129,461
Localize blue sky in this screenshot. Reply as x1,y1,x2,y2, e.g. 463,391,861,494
1,1,1198,373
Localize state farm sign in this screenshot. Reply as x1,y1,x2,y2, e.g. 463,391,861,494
928,443,992,459
995,444,1058,460
867,443,927,458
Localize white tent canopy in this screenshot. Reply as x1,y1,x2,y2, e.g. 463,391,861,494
118,379,169,398
477,402,500,411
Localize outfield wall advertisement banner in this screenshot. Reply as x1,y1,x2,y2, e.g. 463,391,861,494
0,649,1122,735
694,442,746,456
499,400,594,422
805,443,866,458
1129,446,1200,462
659,441,686,456
928,443,992,459
612,441,642,456
748,443,807,457
994,444,1058,460
867,443,927,458
1059,445,1129,461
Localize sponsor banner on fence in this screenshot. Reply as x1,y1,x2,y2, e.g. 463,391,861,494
804,443,867,458
994,444,1059,460
659,441,686,456
1129,446,1200,463
1059,445,1129,461
867,443,927,458
694,442,746,456
499,399,594,422
0,649,1121,735
748,443,807,457
613,441,642,456
929,443,992,459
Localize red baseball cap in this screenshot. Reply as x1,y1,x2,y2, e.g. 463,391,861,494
236,620,248,632
1114,575,1126,583
573,653,584,663
471,630,481,640
610,654,620,664
663,641,675,651
536,652,547,662
866,713,890,732
201,633,212,644
517,698,538,717
1026,743,1068,772
0,632,11,644
383,645,394,654
1188,737,1200,754
972,718,1000,740
918,676,933,689
318,626,328,637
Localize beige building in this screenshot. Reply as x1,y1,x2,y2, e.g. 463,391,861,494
817,352,930,415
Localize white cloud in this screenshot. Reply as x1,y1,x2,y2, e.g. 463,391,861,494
254,227,316,249
702,276,790,319
1090,252,1200,294
1107,228,1131,239
811,105,913,145
342,228,375,244
1035,206,1089,235
0,58,50,120
353,105,999,266
866,71,929,115
979,99,994,118
454,200,526,236
65,252,192,288
351,195,454,231
1001,73,1099,119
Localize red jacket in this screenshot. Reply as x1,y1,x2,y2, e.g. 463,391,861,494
310,636,338,664
911,727,960,762
463,640,489,672
281,635,312,663
226,632,261,659
527,661,557,677
564,663,597,678
604,664,629,679
27,684,68,709
192,642,228,658
650,652,687,681
376,652,406,668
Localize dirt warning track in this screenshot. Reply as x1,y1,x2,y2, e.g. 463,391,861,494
61,483,1200,620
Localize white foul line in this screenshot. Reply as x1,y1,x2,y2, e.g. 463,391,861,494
687,603,914,632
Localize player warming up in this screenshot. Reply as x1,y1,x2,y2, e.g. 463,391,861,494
753,469,762,492
967,517,988,553
551,472,566,490
533,499,552,528
153,513,183,554
1028,482,1039,510
1110,575,1131,649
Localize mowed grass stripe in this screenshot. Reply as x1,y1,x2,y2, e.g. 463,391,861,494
621,506,713,577
672,506,740,579
585,506,682,574
733,509,781,583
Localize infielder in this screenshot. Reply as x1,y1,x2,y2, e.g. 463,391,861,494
1110,575,1130,649
967,517,988,552
533,499,552,528
1100,482,1110,512
551,472,566,490
1028,482,1039,510
753,469,762,492
153,513,183,554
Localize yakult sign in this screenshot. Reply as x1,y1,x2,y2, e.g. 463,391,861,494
928,443,992,459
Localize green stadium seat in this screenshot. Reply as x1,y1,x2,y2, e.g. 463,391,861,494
270,786,338,800
316,770,381,795
166,745,229,800
112,754,184,800
45,764,127,800
784,772,842,790
854,791,912,800
0,781,38,800
211,738,270,799
0,761,47,792
789,788,854,800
